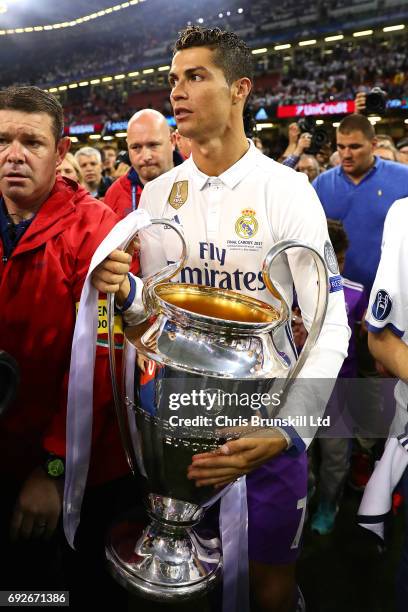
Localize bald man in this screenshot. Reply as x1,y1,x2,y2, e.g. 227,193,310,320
104,109,182,218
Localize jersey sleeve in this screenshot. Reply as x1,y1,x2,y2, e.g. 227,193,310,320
270,173,350,450
366,198,408,338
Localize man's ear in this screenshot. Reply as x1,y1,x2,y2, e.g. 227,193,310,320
232,77,252,105
56,137,71,165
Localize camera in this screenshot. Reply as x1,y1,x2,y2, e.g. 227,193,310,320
297,117,329,156
114,150,131,170
365,87,387,115
0,351,19,417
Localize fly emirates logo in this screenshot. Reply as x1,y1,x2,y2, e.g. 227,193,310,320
168,241,266,292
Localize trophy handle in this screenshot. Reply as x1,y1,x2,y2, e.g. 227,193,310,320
262,239,329,395
107,218,187,472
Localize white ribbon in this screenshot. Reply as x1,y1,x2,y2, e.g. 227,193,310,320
358,437,408,539
64,209,151,548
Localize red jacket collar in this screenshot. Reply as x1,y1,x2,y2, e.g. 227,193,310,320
1,175,96,255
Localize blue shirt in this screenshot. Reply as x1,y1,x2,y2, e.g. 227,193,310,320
0,197,35,261
313,157,408,291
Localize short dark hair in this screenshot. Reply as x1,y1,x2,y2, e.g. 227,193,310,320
174,26,254,85
327,219,349,255
0,86,64,143
337,114,375,140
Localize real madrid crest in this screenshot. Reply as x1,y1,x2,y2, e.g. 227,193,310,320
235,208,259,239
168,181,188,210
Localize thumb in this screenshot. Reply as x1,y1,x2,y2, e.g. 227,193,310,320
219,438,253,455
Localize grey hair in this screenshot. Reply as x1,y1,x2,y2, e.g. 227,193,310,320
74,146,102,164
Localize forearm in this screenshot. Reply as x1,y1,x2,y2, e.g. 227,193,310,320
368,329,408,381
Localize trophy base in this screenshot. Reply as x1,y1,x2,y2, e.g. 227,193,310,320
106,516,222,602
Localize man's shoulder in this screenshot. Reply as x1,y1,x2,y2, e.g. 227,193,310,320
312,167,338,190
68,183,118,226
380,159,408,178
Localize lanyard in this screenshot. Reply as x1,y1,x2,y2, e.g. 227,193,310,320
132,184,137,212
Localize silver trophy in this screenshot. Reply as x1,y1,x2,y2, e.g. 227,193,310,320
105,219,328,602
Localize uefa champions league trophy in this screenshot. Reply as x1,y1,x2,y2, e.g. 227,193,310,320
105,219,329,602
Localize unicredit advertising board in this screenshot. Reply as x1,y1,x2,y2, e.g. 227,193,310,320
277,101,355,118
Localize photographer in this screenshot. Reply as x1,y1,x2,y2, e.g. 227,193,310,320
281,122,312,168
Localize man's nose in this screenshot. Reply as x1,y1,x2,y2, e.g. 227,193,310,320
142,147,153,161
171,81,187,101
6,141,25,164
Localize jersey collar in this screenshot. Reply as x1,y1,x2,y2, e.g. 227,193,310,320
188,139,259,190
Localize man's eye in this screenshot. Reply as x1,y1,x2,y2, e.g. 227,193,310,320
191,74,202,81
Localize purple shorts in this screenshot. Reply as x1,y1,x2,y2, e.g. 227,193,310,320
246,451,308,565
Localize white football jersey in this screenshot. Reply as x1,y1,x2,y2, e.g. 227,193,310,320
138,141,349,446
366,197,408,426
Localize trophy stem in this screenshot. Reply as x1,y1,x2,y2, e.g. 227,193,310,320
106,514,222,602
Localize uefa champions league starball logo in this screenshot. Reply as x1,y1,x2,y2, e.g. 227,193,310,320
235,208,259,239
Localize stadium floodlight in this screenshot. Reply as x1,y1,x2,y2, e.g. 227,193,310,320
274,44,291,50
0,3,6,15
90,79,101,84
89,135,102,140
299,39,316,46
69,83,78,89
0,30,5,35
142,68,154,74
103,135,114,141
121,2,130,7
353,30,373,37
218,13,223,18
79,81,89,87
15,28,24,34
252,48,267,54
256,123,274,130
316,120,324,125
332,122,340,127
49,88,58,93
58,86,67,91
128,71,139,77
114,74,126,79
70,137,79,143
368,116,381,124
197,18,203,23
325,34,344,42
383,24,405,32
158,65,170,72
115,133,127,138
24,27,34,32
102,76,113,82
404,119,408,125
238,8,244,13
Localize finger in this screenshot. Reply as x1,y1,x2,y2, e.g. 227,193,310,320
97,259,131,275
19,514,35,540
9,508,23,541
92,280,121,294
196,473,239,487
44,515,59,541
94,269,126,285
31,521,48,539
218,438,258,456
189,454,248,470
107,250,132,264
188,465,237,480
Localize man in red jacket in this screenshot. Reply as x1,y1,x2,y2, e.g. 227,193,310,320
0,86,134,603
104,108,181,218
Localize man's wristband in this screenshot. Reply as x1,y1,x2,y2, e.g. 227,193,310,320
43,453,65,479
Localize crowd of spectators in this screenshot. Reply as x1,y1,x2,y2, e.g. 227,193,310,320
0,0,407,90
